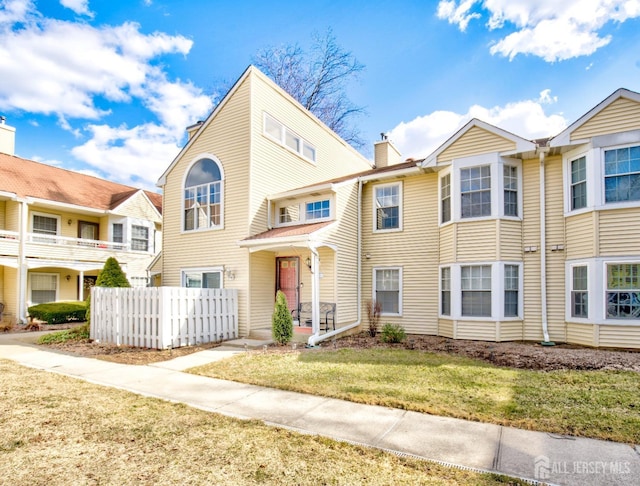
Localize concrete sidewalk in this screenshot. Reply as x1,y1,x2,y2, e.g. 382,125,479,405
1,334,638,486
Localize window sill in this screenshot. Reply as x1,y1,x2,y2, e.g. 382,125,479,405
181,225,224,234
373,227,403,234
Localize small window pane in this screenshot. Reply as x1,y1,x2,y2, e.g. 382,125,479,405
285,130,300,151
265,116,282,140
303,142,316,161
441,267,451,316
504,166,518,217
571,265,588,318
606,264,640,319
504,265,519,317
604,145,640,203
375,184,401,230
112,223,123,243
441,174,451,223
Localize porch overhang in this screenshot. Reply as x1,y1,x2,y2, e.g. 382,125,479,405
25,258,118,272
0,256,19,268
237,221,336,253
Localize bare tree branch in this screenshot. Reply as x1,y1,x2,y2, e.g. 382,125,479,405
254,29,366,149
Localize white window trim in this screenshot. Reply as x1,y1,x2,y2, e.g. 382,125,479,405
372,181,403,233
28,272,59,307
263,112,317,164
181,154,225,234
563,136,640,215
274,195,335,227
565,257,640,326
442,153,522,226
439,168,453,227
181,266,224,288
373,266,403,316
31,211,61,235
439,262,523,321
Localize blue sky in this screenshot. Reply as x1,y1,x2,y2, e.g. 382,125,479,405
2,0,640,191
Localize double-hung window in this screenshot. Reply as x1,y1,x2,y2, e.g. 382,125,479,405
31,273,57,305
503,166,518,217
131,225,149,252
374,268,401,315
604,145,640,203
461,265,491,317
112,223,124,243
441,173,451,223
32,214,58,243
504,265,519,317
460,166,491,218
441,267,451,316
570,156,587,210
571,265,588,318
374,183,401,231
606,263,640,319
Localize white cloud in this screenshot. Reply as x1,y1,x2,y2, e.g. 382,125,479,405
387,92,567,160
60,0,93,17
0,1,213,188
436,0,640,61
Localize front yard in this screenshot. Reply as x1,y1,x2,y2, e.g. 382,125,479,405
0,359,521,485
189,341,640,444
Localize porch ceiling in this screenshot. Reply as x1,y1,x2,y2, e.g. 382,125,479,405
25,258,119,272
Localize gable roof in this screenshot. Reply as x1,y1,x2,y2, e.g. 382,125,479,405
549,88,640,148
0,152,162,214
156,65,370,186
420,118,537,169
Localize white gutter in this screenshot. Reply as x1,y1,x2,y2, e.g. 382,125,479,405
539,149,551,343
308,178,364,346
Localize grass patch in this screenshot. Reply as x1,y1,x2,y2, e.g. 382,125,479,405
37,323,89,344
0,359,522,485
191,348,640,444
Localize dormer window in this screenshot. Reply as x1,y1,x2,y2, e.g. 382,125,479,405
274,196,333,226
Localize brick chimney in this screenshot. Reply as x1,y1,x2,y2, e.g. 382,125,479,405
0,116,15,156
373,133,401,168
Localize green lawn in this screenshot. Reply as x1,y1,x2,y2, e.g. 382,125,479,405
0,359,524,485
190,348,640,444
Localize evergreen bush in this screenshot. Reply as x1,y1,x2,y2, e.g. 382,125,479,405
380,322,406,343
272,290,293,345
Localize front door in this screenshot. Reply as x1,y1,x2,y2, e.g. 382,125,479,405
276,257,299,313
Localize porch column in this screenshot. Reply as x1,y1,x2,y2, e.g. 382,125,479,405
79,270,85,300
310,247,320,335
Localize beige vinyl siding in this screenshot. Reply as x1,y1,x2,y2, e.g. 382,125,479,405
521,158,542,341
438,319,454,338
248,72,370,236
565,212,596,258
455,321,496,341
566,323,596,346
497,220,522,261
544,157,567,342
2,266,17,321
249,252,276,329
0,201,5,228
572,97,640,141
114,192,162,223
598,325,640,349
599,208,640,255
161,74,252,335
321,183,359,323
499,321,523,341
439,224,454,263
437,126,516,163
360,174,439,334
455,220,497,262
6,200,19,231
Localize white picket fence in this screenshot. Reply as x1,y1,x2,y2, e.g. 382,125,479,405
90,287,238,349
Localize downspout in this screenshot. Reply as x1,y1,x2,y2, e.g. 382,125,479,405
308,179,363,346
17,199,28,323
539,149,554,345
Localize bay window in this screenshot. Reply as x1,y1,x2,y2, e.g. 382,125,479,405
606,263,640,319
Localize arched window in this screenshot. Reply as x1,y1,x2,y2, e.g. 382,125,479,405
184,158,223,231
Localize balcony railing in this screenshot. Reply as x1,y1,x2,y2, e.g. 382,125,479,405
0,229,19,240
27,233,130,251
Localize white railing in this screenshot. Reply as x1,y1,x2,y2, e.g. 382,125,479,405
27,233,129,251
0,229,19,240
90,287,238,349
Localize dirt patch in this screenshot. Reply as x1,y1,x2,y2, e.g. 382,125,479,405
329,333,640,372
28,325,640,371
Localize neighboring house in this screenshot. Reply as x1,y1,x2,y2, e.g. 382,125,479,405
0,120,162,323
158,66,640,349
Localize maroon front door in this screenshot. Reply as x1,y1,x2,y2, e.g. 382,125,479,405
276,257,299,313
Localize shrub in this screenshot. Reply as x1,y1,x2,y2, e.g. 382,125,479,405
366,300,381,337
27,301,87,324
87,257,130,326
272,290,293,345
380,323,406,343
